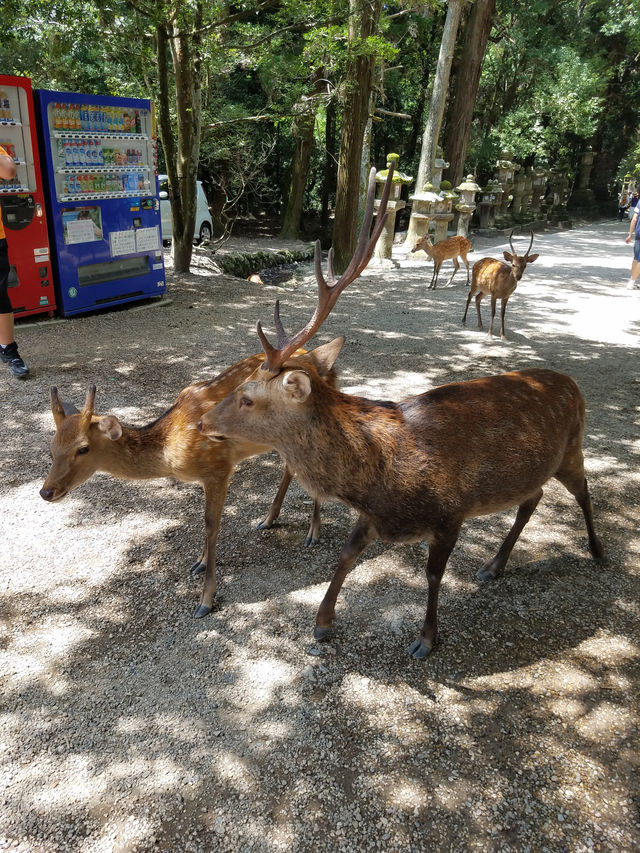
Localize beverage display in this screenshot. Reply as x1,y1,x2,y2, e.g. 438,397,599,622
35,88,165,317
0,75,55,317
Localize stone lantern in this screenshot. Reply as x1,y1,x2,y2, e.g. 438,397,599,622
545,166,570,225
403,185,443,248
520,167,534,220
454,175,480,238
568,148,597,214
494,153,519,225
477,180,501,230
510,170,527,219
530,167,547,218
372,154,413,261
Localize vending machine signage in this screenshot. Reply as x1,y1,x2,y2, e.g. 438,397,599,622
35,89,165,316
0,75,55,317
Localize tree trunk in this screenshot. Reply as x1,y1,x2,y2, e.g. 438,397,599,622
280,110,317,238
332,0,383,273
442,0,495,187
154,4,203,274
404,0,463,250
321,99,337,228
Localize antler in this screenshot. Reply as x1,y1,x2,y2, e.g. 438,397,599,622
508,230,535,257
258,164,394,373
80,386,96,431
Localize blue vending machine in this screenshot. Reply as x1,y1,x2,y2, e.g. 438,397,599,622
35,89,165,316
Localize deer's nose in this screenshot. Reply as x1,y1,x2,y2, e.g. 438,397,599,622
40,488,55,502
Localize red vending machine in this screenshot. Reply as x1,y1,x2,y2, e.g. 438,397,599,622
0,75,54,317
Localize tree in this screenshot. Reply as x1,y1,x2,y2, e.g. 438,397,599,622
404,0,463,249
441,0,495,187
332,0,384,273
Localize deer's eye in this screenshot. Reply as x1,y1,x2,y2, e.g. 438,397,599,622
240,396,254,408
76,446,90,456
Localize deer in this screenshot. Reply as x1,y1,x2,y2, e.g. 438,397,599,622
196,167,603,661
411,234,472,289
462,231,538,337
40,350,333,619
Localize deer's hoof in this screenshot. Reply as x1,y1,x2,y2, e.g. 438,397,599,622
313,625,332,641
257,519,276,530
407,639,433,660
303,536,319,547
189,560,206,577
477,560,503,582
194,603,213,619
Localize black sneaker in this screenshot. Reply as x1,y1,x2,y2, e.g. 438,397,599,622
0,342,29,378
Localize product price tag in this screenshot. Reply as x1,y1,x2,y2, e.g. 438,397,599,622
109,229,136,256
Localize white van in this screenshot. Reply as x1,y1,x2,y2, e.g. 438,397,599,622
158,175,213,244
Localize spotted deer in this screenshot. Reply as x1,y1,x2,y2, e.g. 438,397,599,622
41,351,331,619
411,234,472,288
197,169,603,660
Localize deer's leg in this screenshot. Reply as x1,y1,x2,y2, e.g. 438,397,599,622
477,489,543,581
554,465,604,561
429,263,439,289
462,286,477,324
488,295,498,336
463,255,470,285
257,464,294,530
194,476,232,619
408,529,459,660
475,292,485,329
304,499,322,547
500,297,509,338
314,515,376,640
447,257,460,286
188,540,207,577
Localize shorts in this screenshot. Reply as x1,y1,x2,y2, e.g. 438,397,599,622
0,239,13,314
634,238,640,263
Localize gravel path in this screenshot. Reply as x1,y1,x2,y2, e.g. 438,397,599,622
1,219,639,852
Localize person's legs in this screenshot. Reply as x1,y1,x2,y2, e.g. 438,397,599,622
0,310,15,347
0,240,29,377
627,239,640,289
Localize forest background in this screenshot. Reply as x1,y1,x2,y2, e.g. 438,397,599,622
2,0,640,273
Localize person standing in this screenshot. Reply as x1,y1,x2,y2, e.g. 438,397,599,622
618,191,629,221
624,198,640,290
0,144,29,377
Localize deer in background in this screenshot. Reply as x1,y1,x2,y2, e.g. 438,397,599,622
197,168,603,661
41,351,331,619
411,234,472,289
462,231,539,337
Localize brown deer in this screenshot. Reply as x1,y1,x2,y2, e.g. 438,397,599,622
197,169,603,660
411,234,472,289
462,231,538,337
40,351,330,619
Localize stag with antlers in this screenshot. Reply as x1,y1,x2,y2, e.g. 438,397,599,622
463,231,539,337
197,169,602,660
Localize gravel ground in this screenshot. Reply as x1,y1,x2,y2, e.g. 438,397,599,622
1,219,639,852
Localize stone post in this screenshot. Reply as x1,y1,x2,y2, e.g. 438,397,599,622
372,154,412,261
454,175,481,238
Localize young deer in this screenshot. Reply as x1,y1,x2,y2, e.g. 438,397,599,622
462,231,538,337
197,169,603,660
411,234,472,289
41,351,329,619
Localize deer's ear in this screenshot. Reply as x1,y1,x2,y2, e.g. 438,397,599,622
309,336,345,376
503,251,513,262
96,415,123,441
527,253,539,263
282,370,312,402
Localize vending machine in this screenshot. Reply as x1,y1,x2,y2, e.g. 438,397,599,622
0,75,55,317
35,89,165,316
